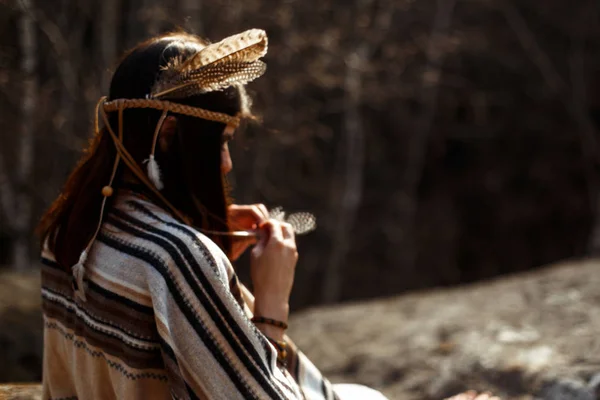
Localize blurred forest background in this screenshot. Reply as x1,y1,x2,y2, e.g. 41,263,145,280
1,0,599,311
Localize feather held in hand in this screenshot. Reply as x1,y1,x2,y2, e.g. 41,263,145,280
269,207,317,235
151,29,268,99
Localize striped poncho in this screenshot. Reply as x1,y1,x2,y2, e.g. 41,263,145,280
41,191,386,400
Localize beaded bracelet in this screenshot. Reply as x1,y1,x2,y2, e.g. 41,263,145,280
251,316,288,330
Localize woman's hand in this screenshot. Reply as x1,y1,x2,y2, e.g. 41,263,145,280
445,391,501,400
250,220,298,340
227,204,270,261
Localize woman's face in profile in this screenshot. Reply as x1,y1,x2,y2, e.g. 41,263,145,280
159,117,234,175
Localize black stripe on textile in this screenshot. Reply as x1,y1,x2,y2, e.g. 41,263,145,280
159,337,189,400
41,256,63,271
109,208,287,393
334,388,341,400
158,336,177,363
185,382,202,400
96,231,263,400
325,377,341,400
42,286,160,353
294,356,300,386
122,201,298,398
322,377,338,400
321,378,328,399
124,200,278,373
229,274,246,309
86,279,154,316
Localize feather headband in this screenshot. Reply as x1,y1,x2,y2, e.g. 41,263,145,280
150,29,268,99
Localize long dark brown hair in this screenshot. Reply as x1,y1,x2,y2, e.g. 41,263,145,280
38,32,249,269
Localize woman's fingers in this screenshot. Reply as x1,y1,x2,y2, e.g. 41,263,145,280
228,204,269,230
283,222,298,261
281,222,295,242
265,221,296,249
257,204,270,221
267,220,284,243
227,204,270,260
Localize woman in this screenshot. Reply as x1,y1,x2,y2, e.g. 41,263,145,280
37,28,499,400
37,29,389,400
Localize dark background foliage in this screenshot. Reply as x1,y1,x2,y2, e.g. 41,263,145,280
1,0,599,310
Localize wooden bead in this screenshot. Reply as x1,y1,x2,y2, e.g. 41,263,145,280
101,186,114,197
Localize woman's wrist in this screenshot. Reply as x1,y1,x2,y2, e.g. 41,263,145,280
252,300,289,341
253,299,289,323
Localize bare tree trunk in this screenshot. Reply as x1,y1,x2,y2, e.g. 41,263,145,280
13,0,37,270
127,0,148,45
322,45,368,303
144,0,160,36
398,0,456,275
321,0,394,303
0,152,16,233
569,34,600,255
100,0,118,92
32,5,85,152
501,2,600,255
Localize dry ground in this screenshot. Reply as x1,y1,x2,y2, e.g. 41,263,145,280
1,259,599,399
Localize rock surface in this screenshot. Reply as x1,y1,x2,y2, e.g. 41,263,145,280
1,260,599,399
0,272,42,384
288,260,600,399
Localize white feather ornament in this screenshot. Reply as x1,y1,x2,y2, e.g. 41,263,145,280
147,154,164,190
72,249,88,301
